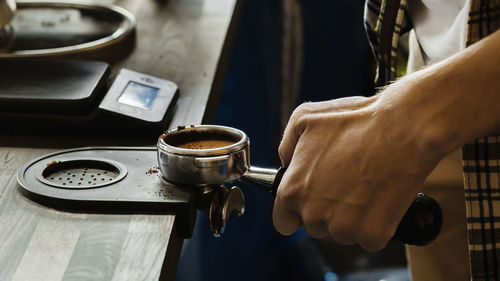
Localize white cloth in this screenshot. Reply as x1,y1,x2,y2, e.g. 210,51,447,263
406,0,471,72
405,4,473,281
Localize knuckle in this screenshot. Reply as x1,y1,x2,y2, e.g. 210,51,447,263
277,143,288,162
301,208,325,227
303,225,328,239
327,220,356,244
272,199,301,236
293,102,314,116
280,103,316,164
278,184,300,202
358,237,387,252
301,210,328,238
289,103,313,129
356,227,392,251
276,171,305,204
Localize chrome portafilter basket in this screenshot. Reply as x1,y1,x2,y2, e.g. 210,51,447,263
157,125,443,245
157,125,279,188
157,125,282,236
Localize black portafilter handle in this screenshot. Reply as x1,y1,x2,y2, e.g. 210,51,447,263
270,167,443,246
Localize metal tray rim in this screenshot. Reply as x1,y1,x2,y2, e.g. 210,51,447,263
1,0,136,58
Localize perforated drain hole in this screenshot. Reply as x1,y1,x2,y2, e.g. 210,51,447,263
39,159,127,189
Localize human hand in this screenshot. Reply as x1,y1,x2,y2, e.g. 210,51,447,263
273,95,443,251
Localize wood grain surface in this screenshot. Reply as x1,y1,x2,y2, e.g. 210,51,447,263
0,0,238,280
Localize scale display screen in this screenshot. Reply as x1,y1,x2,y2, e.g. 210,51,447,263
117,81,159,110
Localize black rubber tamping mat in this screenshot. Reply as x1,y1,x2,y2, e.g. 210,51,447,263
17,146,196,237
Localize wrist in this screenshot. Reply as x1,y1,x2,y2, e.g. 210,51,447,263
377,30,500,162
373,73,458,167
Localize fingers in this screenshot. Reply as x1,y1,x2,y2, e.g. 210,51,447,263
278,104,309,168
275,96,395,248
273,175,398,250
272,159,303,235
272,192,301,235
354,191,414,251
299,205,330,239
273,194,397,250
278,97,372,167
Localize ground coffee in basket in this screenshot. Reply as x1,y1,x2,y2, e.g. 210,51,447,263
176,139,235,149
164,130,240,150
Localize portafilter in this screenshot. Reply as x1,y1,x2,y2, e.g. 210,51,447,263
157,125,442,245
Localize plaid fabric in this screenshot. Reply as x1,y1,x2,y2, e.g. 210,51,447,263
364,0,410,86
463,137,500,280
365,0,500,279
464,1,500,279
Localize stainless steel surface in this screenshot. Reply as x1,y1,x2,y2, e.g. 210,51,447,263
208,185,245,236
157,125,250,186
157,125,279,188
195,155,230,167
241,166,278,190
209,188,224,235
0,1,135,58
0,0,15,28
157,148,249,186
0,24,12,48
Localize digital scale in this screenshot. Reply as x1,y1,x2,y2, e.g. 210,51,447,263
0,59,178,136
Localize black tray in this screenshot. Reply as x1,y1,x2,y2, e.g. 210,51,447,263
17,146,196,237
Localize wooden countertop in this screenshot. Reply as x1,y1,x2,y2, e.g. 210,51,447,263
0,0,239,280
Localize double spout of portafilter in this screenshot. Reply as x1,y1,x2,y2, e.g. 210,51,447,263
157,125,443,246
185,166,284,236
0,0,15,28
0,0,15,44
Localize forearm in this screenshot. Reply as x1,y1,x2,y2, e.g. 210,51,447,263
376,28,500,159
